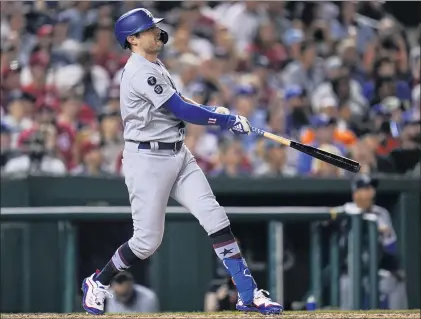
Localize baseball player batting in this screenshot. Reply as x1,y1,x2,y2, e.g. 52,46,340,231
81,8,282,316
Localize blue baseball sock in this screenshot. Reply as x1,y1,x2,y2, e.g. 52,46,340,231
210,226,256,305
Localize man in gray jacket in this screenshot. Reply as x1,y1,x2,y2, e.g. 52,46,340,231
105,272,159,313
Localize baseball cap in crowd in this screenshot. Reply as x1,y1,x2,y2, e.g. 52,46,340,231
313,96,338,113
284,85,303,101
351,174,378,192
310,114,336,128
37,24,54,37
284,28,304,46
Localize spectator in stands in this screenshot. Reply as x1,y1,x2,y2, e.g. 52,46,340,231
246,20,286,71
348,136,378,174
335,39,364,86
0,122,13,170
91,25,120,77
211,139,250,177
311,144,345,177
0,1,417,179
4,112,66,176
72,140,110,177
369,98,402,156
267,2,291,43
104,85,121,113
215,1,266,53
21,51,54,101
364,56,412,106
184,123,219,174
254,141,296,177
98,108,123,174
59,2,92,42
312,60,368,119
105,271,159,313
1,60,22,106
312,96,357,146
171,53,201,97
284,85,310,139
298,114,346,175
329,2,376,55
229,84,266,153
2,92,34,148
283,27,304,63
282,40,325,96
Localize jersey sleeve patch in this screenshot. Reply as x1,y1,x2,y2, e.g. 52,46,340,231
154,85,163,94
147,76,157,86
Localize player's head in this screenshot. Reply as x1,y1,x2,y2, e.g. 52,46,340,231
351,174,378,209
114,8,168,53
110,271,135,303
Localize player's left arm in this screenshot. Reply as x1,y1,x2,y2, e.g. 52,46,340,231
377,207,398,255
180,94,230,114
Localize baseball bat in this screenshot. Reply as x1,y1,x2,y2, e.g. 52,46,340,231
251,127,361,173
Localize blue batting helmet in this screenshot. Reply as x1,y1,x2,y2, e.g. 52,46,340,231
114,8,166,49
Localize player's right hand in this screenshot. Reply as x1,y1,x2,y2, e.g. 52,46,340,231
229,115,251,135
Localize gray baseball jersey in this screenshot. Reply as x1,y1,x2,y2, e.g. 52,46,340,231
120,53,230,261
119,53,185,143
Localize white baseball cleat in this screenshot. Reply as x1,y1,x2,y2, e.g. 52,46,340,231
236,288,283,315
81,272,113,315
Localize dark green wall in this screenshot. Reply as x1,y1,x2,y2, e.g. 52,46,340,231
0,176,419,312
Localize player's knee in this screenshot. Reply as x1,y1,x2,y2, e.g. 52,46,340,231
194,202,230,235
128,231,163,259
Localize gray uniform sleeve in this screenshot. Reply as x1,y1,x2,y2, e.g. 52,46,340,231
375,206,397,247
145,293,160,312
131,68,176,110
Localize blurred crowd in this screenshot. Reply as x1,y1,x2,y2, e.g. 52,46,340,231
1,1,420,178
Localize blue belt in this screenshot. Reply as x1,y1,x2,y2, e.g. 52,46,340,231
128,140,183,151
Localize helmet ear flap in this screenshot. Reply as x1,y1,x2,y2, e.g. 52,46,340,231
158,29,168,44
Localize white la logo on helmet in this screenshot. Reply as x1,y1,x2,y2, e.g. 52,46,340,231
139,8,153,19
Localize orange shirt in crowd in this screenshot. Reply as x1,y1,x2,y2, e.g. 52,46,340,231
300,128,358,146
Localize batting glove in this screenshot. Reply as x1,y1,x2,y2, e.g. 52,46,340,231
229,115,251,135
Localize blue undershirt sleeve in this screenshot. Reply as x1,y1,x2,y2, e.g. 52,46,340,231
163,93,235,129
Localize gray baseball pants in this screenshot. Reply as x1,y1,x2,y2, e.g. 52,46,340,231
122,141,230,259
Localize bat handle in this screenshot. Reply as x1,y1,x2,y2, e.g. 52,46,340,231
251,126,291,147
251,126,265,136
